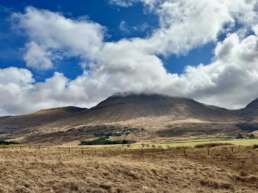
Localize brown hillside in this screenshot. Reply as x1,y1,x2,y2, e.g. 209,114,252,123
0,94,258,143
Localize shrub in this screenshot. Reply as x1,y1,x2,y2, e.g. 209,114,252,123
248,134,257,139
0,140,18,145
80,137,135,145
195,143,232,148
236,133,244,139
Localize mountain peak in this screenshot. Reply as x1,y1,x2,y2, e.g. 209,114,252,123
110,92,171,99
245,98,258,110
89,93,231,122
96,93,190,108
106,92,197,101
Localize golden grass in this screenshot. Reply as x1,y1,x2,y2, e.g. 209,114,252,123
128,138,258,149
0,144,257,192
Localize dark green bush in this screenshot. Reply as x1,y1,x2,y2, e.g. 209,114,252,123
0,140,18,145
236,133,244,139
253,144,258,149
248,134,257,139
80,137,135,145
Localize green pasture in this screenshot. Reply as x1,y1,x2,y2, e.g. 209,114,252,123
129,137,258,149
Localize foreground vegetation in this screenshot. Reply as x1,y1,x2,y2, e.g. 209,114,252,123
163,137,258,146
124,137,258,150
0,140,18,146
80,137,135,146
0,141,257,192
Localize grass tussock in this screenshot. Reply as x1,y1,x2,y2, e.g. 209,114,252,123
200,179,233,190
194,143,233,148
0,145,257,192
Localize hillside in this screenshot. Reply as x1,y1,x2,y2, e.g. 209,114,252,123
87,94,234,122
0,94,258,143
0,106,86,137
239,98,258,120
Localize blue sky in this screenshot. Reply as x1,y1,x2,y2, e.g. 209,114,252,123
0,0,156,81
1,0,258,115
0,0,214,81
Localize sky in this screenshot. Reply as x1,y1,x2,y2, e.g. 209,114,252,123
0,0,258,115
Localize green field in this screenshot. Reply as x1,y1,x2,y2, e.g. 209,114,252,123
73,137,258,149
1,137,258,150
128,138,258,149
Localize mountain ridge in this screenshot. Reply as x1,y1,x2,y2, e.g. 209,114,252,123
0,93,258,143
7,93,256,117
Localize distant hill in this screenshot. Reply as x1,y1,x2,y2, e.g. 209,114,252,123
0,94,258,144
0,106,86,135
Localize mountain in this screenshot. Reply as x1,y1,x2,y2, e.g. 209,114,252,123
0,94,258,144
240,98,258,118
87,94,234,122
0,106,87,136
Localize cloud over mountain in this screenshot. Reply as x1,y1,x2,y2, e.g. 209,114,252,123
1,0,258,115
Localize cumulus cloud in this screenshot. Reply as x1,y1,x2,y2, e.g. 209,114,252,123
14,7,104,69
1,1,258,115
0,69,92,115
171,33,258,108
0,67,34,115
24,42,53,69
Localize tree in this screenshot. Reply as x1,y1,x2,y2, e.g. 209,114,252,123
248,134,256,139
236,133,244,139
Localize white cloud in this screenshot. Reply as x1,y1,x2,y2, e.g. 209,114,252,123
119,20,150,34
110,0,258,56
24,42,53,69
119,20,130,34
168,33,258,108
109,0,139,7
1,1,258,115
14,7,104,69
0,67,34,115
109,0,157,8
149,0,233,55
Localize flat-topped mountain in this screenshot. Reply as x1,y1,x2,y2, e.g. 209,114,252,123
0,94,258,143
88,94,234,122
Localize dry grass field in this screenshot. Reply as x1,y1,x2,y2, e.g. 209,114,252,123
0,143,257,193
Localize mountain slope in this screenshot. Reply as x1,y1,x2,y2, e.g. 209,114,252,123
0,106,87,135
0,94,258,143
86,94,235,122
239,98,258,120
